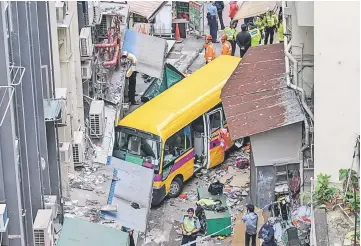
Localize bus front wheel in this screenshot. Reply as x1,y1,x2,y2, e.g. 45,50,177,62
168,177,183,198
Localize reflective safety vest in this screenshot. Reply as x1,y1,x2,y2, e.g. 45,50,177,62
264,13,275,27
223,27,237,41
272,14,279,26
278,22,284,41
249,28,261,47
183,216,198,233
204,43,216,63
221,40,232,55
254,17,264,31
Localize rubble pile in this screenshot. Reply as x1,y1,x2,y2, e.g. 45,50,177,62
64,165,113,222
179,147,251,223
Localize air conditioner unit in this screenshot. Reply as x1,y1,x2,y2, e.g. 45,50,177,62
80,27,93,57
72,131,85,166
81,60,92,80
0,204,9,232
59,141,74,173
89,100,105,138
55,88,67,126
33,209,54,246
55,1,67,24
44,196,58,220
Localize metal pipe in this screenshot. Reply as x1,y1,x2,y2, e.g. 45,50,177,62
103,45,120,67
94,35,118,48
283,1,313,191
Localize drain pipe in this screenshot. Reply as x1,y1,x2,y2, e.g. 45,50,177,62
282,1,313,190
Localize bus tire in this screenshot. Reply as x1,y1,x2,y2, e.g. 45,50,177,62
168,177,183,198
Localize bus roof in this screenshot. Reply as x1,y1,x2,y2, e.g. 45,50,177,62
118,55,241,140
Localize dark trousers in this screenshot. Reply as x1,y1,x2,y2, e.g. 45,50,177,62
129,234,135,246
239,47,249,58
264,26,275,45
230,40,236,56
209,17,217,43
245,233,256,246
128,72,137,103
259,31,264,44
181,234,197,246
217,10,225,30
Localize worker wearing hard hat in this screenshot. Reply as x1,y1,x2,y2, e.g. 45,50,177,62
220,34,232,55
248,23,261,47
121,51,138,105
223,21,237,55
204,34,216,64
263,10,278,45
278,18,284,43
254,15,264,44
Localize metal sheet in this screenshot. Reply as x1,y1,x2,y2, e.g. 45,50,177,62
58,217,129,246
123,29,167,79
234,1,277,20
128,1,166,20
103,157,154,232
221,44,304,140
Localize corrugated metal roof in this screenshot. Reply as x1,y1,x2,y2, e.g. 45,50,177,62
221,43,304,140
234,1,277,20
128,1,166,20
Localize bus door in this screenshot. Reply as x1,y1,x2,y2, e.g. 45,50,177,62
206,108,225,169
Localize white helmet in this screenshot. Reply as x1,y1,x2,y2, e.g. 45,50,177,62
121,51,128,58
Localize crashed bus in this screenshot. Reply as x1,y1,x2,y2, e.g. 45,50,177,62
113,55,241,205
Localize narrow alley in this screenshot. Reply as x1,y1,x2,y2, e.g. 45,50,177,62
0,1,359,246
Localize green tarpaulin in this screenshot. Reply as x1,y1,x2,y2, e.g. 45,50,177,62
141,63,185,102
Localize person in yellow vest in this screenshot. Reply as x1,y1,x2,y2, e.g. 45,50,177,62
278,18,284,43
223,21,237,55
181,208,201,246
220,34,232,55
248,23,261,47
204,34,216,64
263,10,277,45
254,15,264,44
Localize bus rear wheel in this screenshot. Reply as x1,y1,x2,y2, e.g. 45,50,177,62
168,177,183,198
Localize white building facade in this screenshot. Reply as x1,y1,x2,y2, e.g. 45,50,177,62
284,1,360,185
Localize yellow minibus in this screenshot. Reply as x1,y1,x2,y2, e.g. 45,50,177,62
113,55,241,205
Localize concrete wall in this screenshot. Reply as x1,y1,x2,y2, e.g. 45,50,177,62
314,1,360,181
250,122,303,167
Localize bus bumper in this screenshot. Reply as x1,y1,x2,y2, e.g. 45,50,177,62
152,185,166,206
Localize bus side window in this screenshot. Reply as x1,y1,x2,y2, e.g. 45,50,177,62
209,111,222,132
162,126,192,180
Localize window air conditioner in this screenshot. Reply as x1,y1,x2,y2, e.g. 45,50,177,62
55,88,67,126
89,100,105,138
72,131,85,166
55,1,67,24
0,204,9,232
33,209,54,246
44,196,58,220
79,27,93,57
81,60,92,80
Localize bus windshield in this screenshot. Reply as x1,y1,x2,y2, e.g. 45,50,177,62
113,127,161,171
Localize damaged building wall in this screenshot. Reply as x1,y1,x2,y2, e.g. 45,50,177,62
250,122,303,208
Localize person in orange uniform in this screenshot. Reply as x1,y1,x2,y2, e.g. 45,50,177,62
204,34,216,64
220,34,232,55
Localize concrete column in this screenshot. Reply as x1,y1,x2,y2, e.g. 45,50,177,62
0,2,25,245
28,0,52,196
9,2,35,244
15,1,43,217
